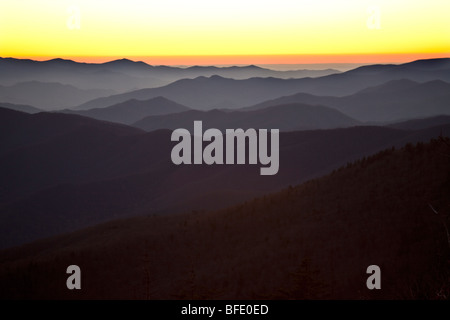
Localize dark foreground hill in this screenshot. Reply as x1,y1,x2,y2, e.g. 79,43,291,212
1,107,450,249
0,138,449,299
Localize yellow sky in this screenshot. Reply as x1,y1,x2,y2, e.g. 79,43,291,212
0,0,449,64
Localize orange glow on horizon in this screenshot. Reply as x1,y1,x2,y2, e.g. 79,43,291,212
6,53,450,67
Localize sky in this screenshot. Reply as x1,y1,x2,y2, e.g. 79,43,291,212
0,0,449,65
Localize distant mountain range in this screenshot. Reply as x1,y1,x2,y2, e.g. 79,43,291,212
246,79,450,122
133,103,360,132
74,58,450,111
0,57,339,93
62,96,190,125
1,106,449,248
68,77,450,126
1,57,449,113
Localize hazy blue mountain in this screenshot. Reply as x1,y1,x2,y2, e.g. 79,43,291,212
338,79,450,122
294,58,450,96
246,79,421,111
62,96,190,124
0,81,115,110
75,76,315,110
0,102,41,114
246,79,450,122
133,103,360,132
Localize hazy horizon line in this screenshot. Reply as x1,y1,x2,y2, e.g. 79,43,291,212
3,52,449,66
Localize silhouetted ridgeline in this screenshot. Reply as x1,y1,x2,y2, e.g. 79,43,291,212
0,138,449,299
0,57,339,96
